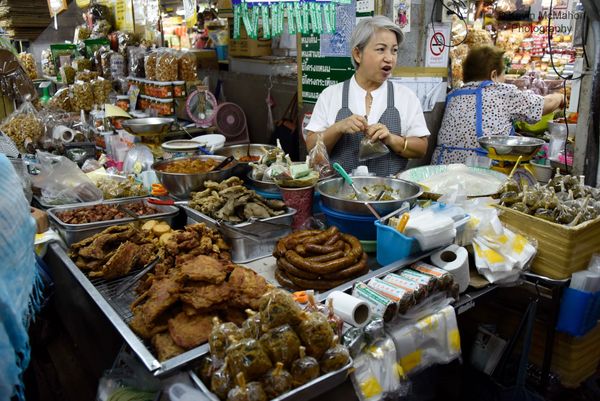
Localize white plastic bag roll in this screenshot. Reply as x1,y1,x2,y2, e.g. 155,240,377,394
431,244,470,293
327,291,372,328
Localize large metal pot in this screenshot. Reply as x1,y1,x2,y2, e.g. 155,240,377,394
317,176,422,216
152,155,237,199
216,144,277,177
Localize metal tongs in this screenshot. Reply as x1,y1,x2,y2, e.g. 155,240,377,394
112,256,160,298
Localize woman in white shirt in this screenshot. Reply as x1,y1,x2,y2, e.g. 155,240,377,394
432,45,564,165
305,16,430,177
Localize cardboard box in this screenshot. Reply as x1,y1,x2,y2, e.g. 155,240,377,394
228,22,272,57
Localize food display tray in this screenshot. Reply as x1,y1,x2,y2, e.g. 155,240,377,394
188,359,353,401
182,205,296,263
33,194,148,210
47,198,179,246
50,243,212,376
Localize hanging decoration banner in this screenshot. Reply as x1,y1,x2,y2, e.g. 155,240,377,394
183,0,198,28
231,0,353,39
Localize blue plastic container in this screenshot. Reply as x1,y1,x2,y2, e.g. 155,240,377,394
320,202,377,240
374,220,421,266
556,288,600,337
254,188,282,200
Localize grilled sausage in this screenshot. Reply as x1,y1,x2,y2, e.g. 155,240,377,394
322,252,368,280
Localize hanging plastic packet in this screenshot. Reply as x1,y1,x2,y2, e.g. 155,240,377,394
301,3,310,35
252,5,261,39
294,4,303,36
241,5,252,39
287,4,297,35
323,3,335,34
308,3,318,34
308,132,333,178
277,2,285,36
314,3,324,34
271,3,280,38
233,4,241,39
261,5,271,39
359,136,390,161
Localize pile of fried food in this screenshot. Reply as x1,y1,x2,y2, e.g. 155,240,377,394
56,201,159,224
69,224,162,280
157,157,221,174
499,171,600,226
189,177,287,223
129,223,270,361
273,226,368,291
195,289,350,401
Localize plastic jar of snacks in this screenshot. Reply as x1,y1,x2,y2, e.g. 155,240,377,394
116,95,130,111
154,81,173,98
153,98,174,116
173,81,186,98
139,95,150,110
145,81,156,97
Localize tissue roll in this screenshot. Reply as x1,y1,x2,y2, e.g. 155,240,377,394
52,125,75,143
431,244,470,293
327,291,372,327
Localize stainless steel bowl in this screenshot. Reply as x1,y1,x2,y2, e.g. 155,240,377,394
246,172,280,194
152,155,237,199
216,144,277,177
121,117,175,136
317,177,422,216
478,136,545,156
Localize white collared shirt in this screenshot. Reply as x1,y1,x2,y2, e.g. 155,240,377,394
305,75,431,138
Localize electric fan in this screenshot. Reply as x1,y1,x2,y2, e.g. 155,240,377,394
213,102,250,145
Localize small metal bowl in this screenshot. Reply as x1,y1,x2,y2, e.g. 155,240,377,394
121,117,174,136
317,176,422,216
152,155,237,199
478,136,545,156
216,144,277,177
246,172,280,194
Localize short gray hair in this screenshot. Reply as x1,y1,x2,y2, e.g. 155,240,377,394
350,16,404,69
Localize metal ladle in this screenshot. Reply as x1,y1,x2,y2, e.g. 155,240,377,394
332,162,381,219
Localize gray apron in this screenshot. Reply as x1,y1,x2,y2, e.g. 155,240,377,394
330,79,407,177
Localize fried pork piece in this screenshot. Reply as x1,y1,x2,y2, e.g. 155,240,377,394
69,225,131,253
152,332,185,361
129,311,169,340
137,243,157,266
89,241,140,279
77,226,139,260
180,255,230,284
168,312,215,349
179,281,231,310
228,266,269,310
132,274,182,324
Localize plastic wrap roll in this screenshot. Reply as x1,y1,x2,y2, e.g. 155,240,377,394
327,291,371,328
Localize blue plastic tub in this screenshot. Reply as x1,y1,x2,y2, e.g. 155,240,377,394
320,202,377,240
556,288,600,337
375,220,421,266
254,188,283,200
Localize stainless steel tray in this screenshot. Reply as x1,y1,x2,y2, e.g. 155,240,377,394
49,243,212,376
47,198,179,246
183,205,296,264
188,358,353,401
34,194,148,210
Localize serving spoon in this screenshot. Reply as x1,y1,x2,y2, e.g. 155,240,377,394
332,162,381,219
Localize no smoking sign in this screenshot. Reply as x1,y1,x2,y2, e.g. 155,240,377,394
426,23,450,68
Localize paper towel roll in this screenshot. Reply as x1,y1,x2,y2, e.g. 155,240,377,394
431,244,470,293
327,291,372,327
52,125,75,143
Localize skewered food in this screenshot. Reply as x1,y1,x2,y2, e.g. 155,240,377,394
262,362,293,399
290,346,320,387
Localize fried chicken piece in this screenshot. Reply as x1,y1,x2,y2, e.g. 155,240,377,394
89,241,140,279
168,312,215,349
137,243,157,266
228,266,269,310
179,281,231,310
152,332,185,361
132,274,182,323
180,255,229,284
70,225,131,252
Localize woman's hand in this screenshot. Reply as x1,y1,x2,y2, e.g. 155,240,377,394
335,114,368,135
365,123,392,145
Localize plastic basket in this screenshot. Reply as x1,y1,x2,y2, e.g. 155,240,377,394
375,220,420,266
556,288,600,337
320,202,377,240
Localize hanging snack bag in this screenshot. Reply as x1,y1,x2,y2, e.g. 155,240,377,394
178,51,197,81
0,97,43,153
71,81,94,112
50,43,78,81
144,50,158,81
156,50,178,82
91,77,112,106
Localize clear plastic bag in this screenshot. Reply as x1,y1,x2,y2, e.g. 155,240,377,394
308,132,333,178
258,324,301,367
358,137,389,161
0,97,43,153
178,51,197,81
36,150,103,204
144,51,157,81
156,50,178,82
